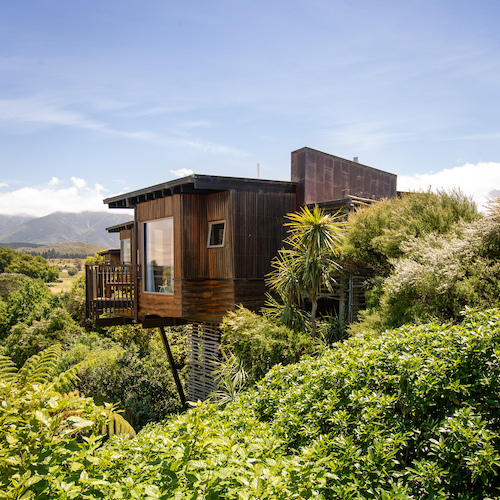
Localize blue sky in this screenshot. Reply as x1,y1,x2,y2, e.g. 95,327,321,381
0,0,499,216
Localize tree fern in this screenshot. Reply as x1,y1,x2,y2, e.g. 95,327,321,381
0,354,17,383
17,343,61,387
0,344,136,438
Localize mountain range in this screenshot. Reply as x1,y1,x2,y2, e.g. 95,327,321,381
0,211,133,248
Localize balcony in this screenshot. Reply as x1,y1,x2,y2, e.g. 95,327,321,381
85,264,137,325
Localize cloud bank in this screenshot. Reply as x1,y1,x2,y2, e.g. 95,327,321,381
0,178,109,217
398,161,500,210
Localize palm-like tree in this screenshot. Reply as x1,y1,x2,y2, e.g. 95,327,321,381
267,205,345,337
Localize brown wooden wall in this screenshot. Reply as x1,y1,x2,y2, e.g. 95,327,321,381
131,189,296,321
232,191,296,279
119,229,131,241
180,191,234,280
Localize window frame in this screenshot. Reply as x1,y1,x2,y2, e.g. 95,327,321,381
207,220,226,248
142,216,174,295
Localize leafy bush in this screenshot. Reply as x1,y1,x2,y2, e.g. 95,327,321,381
59,327,189,430
0,345,135,500
220,306,316,383
3,309,500,498
0,246,59,282
0,272,32,300
0,279,57,339
60,274,87,326
66,266,79,276
1,307,83,367
342,189,479,274
354,211,500,331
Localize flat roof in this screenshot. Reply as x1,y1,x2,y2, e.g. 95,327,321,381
105,221,134,233
104,174,297,209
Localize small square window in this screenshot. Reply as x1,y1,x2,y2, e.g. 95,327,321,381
207,220,226,247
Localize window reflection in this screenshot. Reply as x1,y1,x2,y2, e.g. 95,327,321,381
144,218,174,294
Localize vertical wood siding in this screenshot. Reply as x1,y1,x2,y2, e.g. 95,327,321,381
233,191,295,279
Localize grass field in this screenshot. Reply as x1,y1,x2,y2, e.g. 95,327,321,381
47,268,84,294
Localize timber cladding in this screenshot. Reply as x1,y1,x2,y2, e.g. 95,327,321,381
180,191,234,280
131,189,295,320
233,191,296,279
119,229,131,241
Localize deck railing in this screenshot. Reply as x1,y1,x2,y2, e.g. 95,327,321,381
85,264,137,322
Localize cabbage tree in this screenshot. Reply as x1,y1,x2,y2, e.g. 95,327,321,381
267,205,345,337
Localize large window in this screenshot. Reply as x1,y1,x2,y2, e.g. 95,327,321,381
144,218,174,294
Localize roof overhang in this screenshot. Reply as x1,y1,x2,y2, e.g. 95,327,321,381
103,174,297,209
105,221,134,233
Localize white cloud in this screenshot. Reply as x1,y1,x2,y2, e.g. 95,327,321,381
0,181,112,217
0,182,8,188
171,169,194,178
71,176,87,189
49,177,60,186
398,161,500,210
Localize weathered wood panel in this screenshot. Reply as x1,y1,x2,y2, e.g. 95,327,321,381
291,147,397,206
136,196,174,221
181,194,207,278
120,229,131,240
181,279,234,319
233,191,295,279
138,280,182,317
181,192,233,280
206,191,233,279
233,278,268,311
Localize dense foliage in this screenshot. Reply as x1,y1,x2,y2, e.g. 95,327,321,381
342,190,479,274
58,325,189,430
0,246,58,282
3,308,500,498
350,197,500,333
0,279,58,340
220,307,316,383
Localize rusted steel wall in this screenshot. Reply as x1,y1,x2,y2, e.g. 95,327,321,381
291,147,397,207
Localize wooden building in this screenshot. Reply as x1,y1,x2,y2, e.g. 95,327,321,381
85,148,397,401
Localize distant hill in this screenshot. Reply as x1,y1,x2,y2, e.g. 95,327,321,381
17,242,106,259
0,211,132,247
0,214,35,232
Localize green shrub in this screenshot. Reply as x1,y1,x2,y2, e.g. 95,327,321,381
355,214,500,331
59,327,189,430
0,246,59,282
66,266,79,276
0,280,57,339
0,272,32,300
3,309,500,498
60,274,87,327
342,189,479,274
220,306,316,383
1,307,83,367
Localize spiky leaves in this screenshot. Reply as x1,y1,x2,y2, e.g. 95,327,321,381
267,205,345,337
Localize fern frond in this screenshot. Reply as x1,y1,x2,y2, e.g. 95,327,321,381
52,360,87,394
101,408,136,438
17,344,62,388
0,354,18,384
